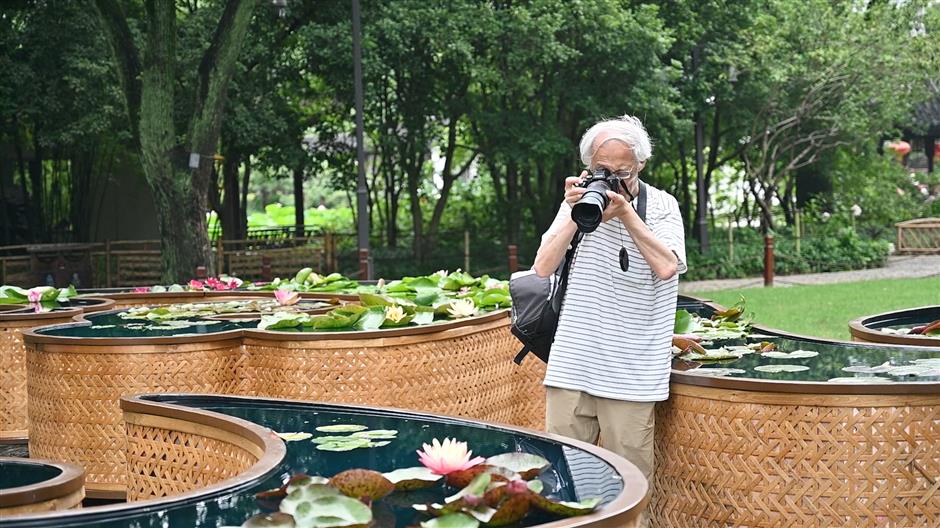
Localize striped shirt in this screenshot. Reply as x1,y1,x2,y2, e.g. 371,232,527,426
542,182,687,402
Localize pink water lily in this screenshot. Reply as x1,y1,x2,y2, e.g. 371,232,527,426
224,276,243,289
26,288,43,303
188,280,205,290
416,438,484,476
274,289,300,306
132,287,151,293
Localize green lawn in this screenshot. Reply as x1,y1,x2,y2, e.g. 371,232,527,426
702,277,940,340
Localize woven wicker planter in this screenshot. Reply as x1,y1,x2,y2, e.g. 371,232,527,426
25,332,244,498
242,311,545,430
0,298,114,443
652,382,940,527
0,457,85,516
849,305,940,347
23,309,541,498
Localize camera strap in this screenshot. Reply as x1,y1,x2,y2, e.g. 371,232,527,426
619,180,647,223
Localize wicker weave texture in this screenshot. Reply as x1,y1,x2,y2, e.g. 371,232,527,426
26,342,243,493
651,386,940,527
124,420,256,501
1,317,73,441
242,320,546,430
0,487,84,515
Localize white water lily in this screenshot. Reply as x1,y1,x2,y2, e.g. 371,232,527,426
385,304,407,323
447,298,477,319
483,278,503,290
433,269,449,278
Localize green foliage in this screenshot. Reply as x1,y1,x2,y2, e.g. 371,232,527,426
685,226,890,281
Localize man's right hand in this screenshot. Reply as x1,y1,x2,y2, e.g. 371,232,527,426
564,171,588,207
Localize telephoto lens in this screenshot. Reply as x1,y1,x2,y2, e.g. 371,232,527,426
571,168,614,233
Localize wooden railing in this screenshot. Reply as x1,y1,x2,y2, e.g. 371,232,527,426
896,217,940,254
0,235,344,288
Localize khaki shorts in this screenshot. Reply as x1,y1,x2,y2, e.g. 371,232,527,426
546,387,656,527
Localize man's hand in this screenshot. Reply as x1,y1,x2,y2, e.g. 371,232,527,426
602,189,632,223
564,171,588,207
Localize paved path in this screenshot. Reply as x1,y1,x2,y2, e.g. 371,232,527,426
680,254,940,293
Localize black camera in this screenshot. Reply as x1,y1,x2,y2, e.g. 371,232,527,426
571,168,623,233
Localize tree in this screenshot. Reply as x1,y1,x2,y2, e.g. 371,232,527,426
93,0,258,281
736,0,937,231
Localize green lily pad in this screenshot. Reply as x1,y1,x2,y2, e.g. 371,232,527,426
284,494,372,528
682,347,746,362
311,435,363,444
369,440,391,447
329,469,394,500
886,365,938,377
753,364,810,373
276,432,313,442
316,424,369,433
673,309,695,334
527,480,544,494
842,362,893,374
828,376,893,384
316,441,371,452
682,368,746,377
420,513,480,528
241,512,297,527
446,473,491,504
530,495,601,517
761,350,819,359
382,467,443,491
485,453,550,480
350,429,398,440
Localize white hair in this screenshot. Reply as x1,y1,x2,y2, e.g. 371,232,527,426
578,115,652,166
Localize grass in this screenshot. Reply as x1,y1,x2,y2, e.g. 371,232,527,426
702,276,940,341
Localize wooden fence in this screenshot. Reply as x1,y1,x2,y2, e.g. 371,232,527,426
0,235,343,288
895,218,940,254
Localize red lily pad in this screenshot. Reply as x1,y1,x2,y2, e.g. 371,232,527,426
530,494,601,517
255,487,288,510
444,465,492,488
485,453,550,480
484,494,531,527
330,469,394,500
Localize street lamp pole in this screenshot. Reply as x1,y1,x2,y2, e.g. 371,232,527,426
351,0,371,279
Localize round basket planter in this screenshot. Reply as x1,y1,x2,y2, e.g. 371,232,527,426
653,295,940,527
0,457,85,516
849,305,940,347
23,308,541,499
241,310,545,430
24,327,244,499
0,297,114,442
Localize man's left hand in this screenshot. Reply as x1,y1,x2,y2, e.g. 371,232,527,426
602,190,633,223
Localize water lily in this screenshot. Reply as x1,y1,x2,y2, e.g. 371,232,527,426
385,304,407,323
447,298,477,319
223,276,243,289
417,438,484,476
132,287,151,293
851,204,863,217
26,287,43,303
458,287,472,296
188,279,205,290
274,289,300,306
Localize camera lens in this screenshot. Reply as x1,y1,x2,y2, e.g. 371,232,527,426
571,180,612,232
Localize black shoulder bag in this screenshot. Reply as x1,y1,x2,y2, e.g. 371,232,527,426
509,182,646,364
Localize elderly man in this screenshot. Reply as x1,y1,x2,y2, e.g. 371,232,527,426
533,115,686,527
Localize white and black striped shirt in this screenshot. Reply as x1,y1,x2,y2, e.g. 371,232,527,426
542,183,687,402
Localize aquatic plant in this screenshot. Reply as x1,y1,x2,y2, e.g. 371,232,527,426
0,284,77,305
417,438,485,476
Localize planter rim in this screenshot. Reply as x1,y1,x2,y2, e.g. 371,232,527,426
0,457,84,508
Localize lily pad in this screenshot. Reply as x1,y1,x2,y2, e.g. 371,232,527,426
682,347,746,362
529,495,601,517
484,494,531,526
485,453,550,480
316,424,369,433
369,441,392,447
276,432,313,442
420,513,480,528
761,350,819,359
316,441,371,452
841,362,893,374
284,495,372,528
828,376,893,384
673,309,696,334
382,467,442,491
681,368,746,377
350,429,399,440
241,512,297,527
886,365,939,377
445,473,491,504
753,364,810,373
329,469,394,500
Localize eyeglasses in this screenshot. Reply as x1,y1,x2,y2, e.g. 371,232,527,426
592,167,637,180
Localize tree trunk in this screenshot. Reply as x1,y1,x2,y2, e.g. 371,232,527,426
220,152,242,240
505,160,520,246
240,159,250,237
293,164,304,238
